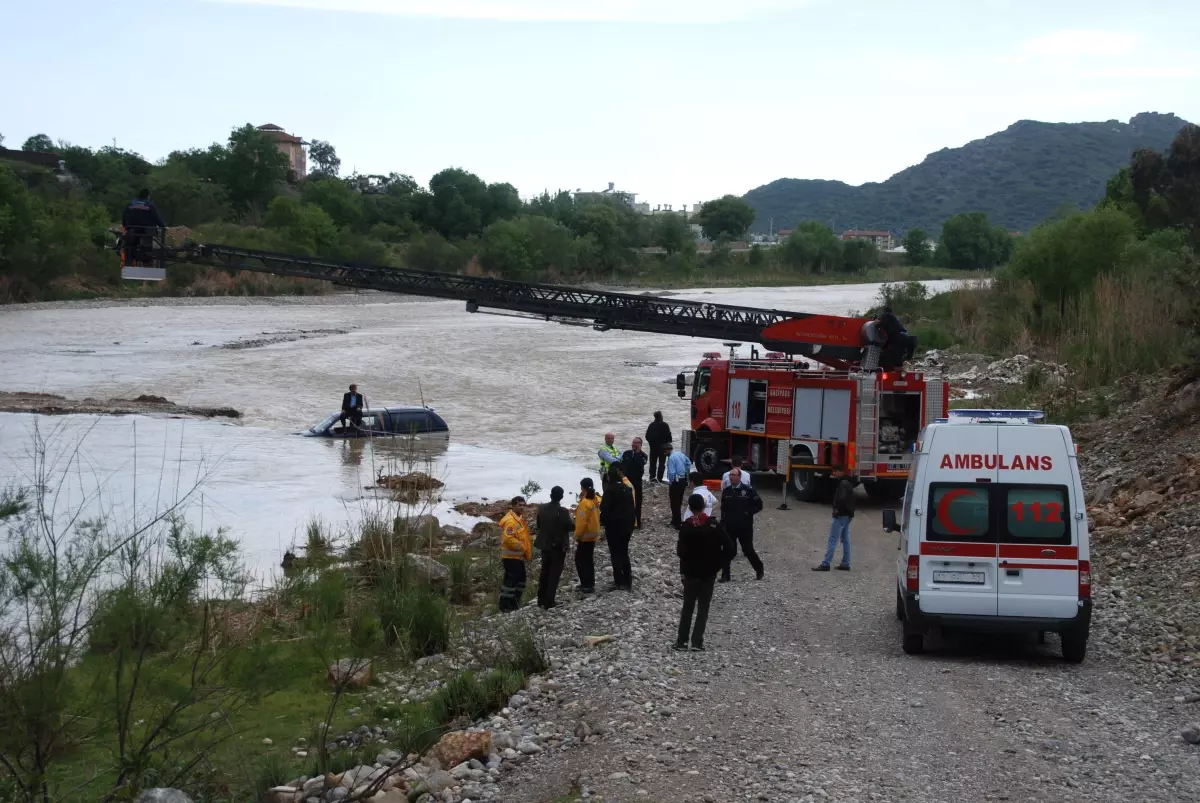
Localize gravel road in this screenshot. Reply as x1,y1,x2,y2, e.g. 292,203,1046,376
489,481,1200,803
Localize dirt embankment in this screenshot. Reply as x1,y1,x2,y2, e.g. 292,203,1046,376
0,392,240,419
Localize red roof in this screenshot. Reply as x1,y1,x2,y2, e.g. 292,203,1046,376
257,124,302,144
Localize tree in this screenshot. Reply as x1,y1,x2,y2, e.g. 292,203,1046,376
695,195,755,243
428,168,488,239
300,175,364,230
1009,207,1137,318
21,134,54,153
780,222,842,273
938,212,1012,270
149,163,231,226
650,213,695,256
308,139,341,177
1129,123,1200,246
212,124,290,218
478,216,577,280
841,238,878,273
263,196,339,254
902,228,930,265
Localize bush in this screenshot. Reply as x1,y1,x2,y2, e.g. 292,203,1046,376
376,582,451,658
443,553,474,604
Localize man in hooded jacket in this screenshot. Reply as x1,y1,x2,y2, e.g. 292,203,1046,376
535,486,573,608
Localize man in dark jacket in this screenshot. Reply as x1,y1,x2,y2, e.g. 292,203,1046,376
645,411,672,483
720,468,765,581
879,307,917,368
814,471,856,571
535,486,573,608
621,437,649,529
341,384,366,428
600,464,637,591
121,189,166,265
675,494,736,651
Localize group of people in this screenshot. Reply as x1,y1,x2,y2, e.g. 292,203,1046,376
493,412,860,653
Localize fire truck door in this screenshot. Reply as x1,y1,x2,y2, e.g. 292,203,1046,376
727,378,750,430
792,387,823,439
820,389,851,442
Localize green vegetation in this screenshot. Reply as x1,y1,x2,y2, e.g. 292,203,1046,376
0,431,547,802
879,122,1200,419
744,112,1189,235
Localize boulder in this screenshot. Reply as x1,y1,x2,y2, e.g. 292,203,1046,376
405,554,451,586
377,471,445,492
431,730,492,768
410,769,455,797
470,521,502,543
441,525,470,542
327,658,372,688
1088,480,1115,506
136,792,194,803
1130,490,1164,511
265,787,299,803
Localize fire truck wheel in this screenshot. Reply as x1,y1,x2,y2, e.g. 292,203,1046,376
692,444,722,478
790,467,821,502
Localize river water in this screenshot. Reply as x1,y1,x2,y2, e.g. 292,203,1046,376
0,281,953,576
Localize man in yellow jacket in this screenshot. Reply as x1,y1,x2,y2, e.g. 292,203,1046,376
573,477,602,594
498,496,532,612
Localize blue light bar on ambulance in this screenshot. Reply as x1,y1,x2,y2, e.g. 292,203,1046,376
948,409,1046,422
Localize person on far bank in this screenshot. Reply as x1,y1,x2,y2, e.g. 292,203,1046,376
674,493,737,652
600,464,637,591
498,497,532,612
688,471,717,520
573,477,602,594
814,471,856,571
622,437,649,529
535,486,573,609
721,455,752,490
665,442,691,529
645,411,672,484
598,432,620,483
720,468,764,582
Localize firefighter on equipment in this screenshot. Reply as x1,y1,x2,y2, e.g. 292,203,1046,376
878,307,917,368
121,189,166,266
498,497,532,612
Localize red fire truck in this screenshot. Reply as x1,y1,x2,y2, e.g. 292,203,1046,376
676,345,949,502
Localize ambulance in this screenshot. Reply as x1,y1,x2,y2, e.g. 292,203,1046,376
883,409,1092,663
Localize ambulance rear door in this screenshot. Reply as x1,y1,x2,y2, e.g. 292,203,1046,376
919,425,1000,617
995,426,1079,619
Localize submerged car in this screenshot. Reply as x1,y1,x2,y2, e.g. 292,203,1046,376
306,406,449,438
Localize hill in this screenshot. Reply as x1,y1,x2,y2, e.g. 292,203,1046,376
744,112,1189,235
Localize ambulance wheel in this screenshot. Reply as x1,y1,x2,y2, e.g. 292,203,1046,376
895,588,905,620
1061,629,1088,664
902,631,925,655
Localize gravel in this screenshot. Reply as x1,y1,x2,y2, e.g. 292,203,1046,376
483,480,1200,803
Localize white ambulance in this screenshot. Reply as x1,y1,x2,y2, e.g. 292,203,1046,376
883,409,1092,663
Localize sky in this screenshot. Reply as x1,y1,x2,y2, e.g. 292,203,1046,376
2,0,1198,208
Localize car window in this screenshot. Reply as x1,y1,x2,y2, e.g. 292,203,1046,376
927,484,991,542
391,413,425,434
1004,486,1070,543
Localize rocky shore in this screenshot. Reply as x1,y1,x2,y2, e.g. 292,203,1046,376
0,391,240,419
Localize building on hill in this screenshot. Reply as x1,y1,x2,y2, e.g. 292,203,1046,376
573,181,637,207
841,229,894,249
257,124,307,180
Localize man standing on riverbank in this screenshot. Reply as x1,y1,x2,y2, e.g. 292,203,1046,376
600,465,637,591
574,478,602,594
665,443,691,529
720,468,764,582
535,487,573,609
675,494,736,652
498,497,532,612
814,471,855,571
646,411,672,483
721,455,752,490
598,432,620,480
341,384,366,429
688,471,717,520
622,437,649,528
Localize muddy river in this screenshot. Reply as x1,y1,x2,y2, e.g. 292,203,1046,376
0,282,953,576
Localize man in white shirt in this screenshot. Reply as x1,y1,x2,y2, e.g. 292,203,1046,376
721,455,752,490
687,471,717,520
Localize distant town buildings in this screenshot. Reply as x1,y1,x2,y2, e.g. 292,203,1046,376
257,124,307,179
573,182,702,218
841,229,894,250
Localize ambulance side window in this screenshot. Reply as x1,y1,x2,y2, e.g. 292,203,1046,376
927,484,992,542
1003,485,1071,545
900,479,915,533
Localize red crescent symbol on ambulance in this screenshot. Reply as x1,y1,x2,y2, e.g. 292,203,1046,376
936,488,975,536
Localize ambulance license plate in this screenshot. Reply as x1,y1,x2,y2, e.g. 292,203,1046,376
933,570,985,584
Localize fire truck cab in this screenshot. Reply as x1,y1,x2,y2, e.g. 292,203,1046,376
885,409,1091,663
675,346,949,502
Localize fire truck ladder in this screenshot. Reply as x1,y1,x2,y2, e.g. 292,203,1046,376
855,374,878,477
117,229,870,365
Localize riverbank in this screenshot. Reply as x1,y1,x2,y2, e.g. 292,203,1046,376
0,391,240,419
